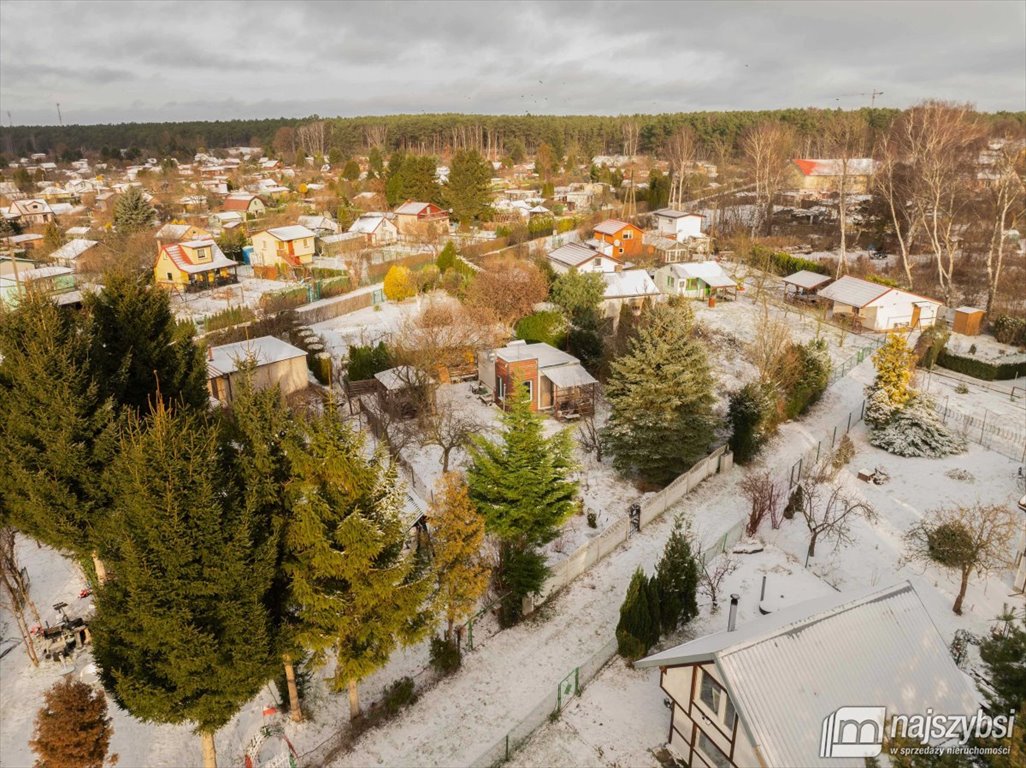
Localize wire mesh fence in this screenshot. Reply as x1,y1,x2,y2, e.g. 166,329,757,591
788,400,868,489
932,402,1026,462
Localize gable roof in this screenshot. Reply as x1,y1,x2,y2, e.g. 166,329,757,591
159,239,238,274
668,260,736,288
547,242,605,268
783,270,833,291
640,581,980,768
593,218,638,236
207,336,307,377
394,200,445,216
222,194,260,211
349,213,394,235
50,239,98,263
262,225,316,242
816,275,891,308
602,269,660,299
794,158,878,177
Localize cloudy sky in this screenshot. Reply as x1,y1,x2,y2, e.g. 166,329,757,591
1,0,1023,125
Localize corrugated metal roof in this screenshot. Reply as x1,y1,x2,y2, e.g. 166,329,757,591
816,275,891,308
602,269,660,299
548,242,602,268
640,582,981,768
541,363,598,388
266,225,316,241
783,270,833,290
50,239,98,262
593,218,635,235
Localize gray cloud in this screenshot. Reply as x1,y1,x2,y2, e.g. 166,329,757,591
1,0,1022,126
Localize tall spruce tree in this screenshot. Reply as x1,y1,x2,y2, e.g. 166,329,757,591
220,376,302,721
91,404,278,768
603,298,717,484
616,568,659,660
112,186,155,233
654,514,701,634
0,291,118,579
445,149,493,224
466,377,577,625
285,410,431,720
86,271,208,414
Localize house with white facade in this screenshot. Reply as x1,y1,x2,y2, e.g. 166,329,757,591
815,275,942,331
547,242,622,275
655,261,738,300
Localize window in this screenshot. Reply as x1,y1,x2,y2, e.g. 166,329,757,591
696,732,731,768
166,272,173,281
622,229,632,240
698,670,737,730
521,379,533,404
667,276,675,288
686,278,698,291
618,247,624,255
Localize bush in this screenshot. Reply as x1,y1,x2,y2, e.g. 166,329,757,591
936,350,1026,381
381,677,417,717
616,568,660,660
383,265,417,301
260,286,308,313
869,394,966,458
586,511,597,529
751,245,830,277
728,382,774,464
783,339,831,419
515,310,568,347
203,305,256,332
319,276,350,298
310,352,332,385
832,434,855,469
429,635,462,676
437,241,458,272
990,314,1026,347
783,484,803,520
346,342,391,381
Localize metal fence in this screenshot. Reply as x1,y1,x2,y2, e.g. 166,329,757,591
932,402,1026,462
829,338,885,384
788,400,868,489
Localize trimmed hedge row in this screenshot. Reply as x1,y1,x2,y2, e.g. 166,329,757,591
936,350,1026,381
751,246,831,277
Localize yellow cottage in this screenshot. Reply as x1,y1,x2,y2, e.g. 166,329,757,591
154,238,239,292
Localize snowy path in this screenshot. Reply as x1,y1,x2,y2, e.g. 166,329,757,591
328,369,873,768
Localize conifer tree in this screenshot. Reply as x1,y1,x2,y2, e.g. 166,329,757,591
445,149,493,224
654,514,701,634
466,377,577,624
85,271,208,414
616,568,659,660
112,186,155,233
429,473,491,642
0,291,118,579
436,241,458,273
91,404,278,768
285,411,431,720
603,298,718,484
869,331,917,408
220,376,302,721
30,678,113,768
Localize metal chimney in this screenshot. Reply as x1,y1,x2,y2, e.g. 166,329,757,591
727,594,740,632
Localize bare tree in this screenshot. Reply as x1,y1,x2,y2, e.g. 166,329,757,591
875,127,920,288
980,141,1025,314
700,554,737,611
621,118,640,157
747,302,797,391
904,102,982,305
576,412,603,463
0,528,41,666
796,465,875,562
418,404,482,472
666,126,698,210
903,502,1019,615
740,471,785,535
743,122,795,236
826,114,869,277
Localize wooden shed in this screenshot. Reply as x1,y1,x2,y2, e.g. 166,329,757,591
952,306,985,336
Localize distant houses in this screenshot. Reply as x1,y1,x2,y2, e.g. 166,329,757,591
792,158,878,193
222,193,266,217
547,242,622,275
349,212,399,246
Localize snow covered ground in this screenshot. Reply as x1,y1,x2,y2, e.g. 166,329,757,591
170,268,306,325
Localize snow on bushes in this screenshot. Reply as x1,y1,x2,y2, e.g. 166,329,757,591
868,394,966,458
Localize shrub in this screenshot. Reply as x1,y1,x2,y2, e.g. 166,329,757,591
616,568,660,660
783,484,803,520
728,382,774,464
383,265,417,301
990,314,1026,347
832,434,855,469
310,352,332,385
751,245,830,277
429,635,462,676
381,677,417,717
203,305,256,332
260,286,308,313
936,350,1026,381
416,264,440,292
955,382,969,394
586,511,598,529
437,241,458,272
869,394,966,458
783,339,831,419
515,310,568,347
319,276,350,298
346,342,391,381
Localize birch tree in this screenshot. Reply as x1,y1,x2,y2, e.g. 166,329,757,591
743,122,795,236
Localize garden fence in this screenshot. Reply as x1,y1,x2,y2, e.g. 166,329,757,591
931,402,1026,462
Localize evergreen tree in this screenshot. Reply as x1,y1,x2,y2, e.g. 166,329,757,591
654,514,700,634
368,147,384,177
85,271,208,414
550,269,605,322
43,220,66,253
616,568,659,660
445,149,493,224
216,227,247,262
286,411,432,720
869,394,965,457
0,291,118,578
978,615,1026,713
342,159,361,181
466,377,577,625
220,377,302,720
30,678,113,768
91,404,278,768
112,186,155,233
429,473,491,642
728,382,774,465
436,241,457,273
869,331,917,408
603,299,718,484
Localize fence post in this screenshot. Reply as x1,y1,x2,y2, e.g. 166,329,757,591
505,734,509,761
980,411,987,444
574,667,580,696
466,615,473,652
832,425,837,447
847,412,852,433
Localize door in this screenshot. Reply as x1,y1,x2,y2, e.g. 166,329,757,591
911,304,922,328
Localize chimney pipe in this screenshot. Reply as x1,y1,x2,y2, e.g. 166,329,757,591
760,576,767,601
727,594,740,632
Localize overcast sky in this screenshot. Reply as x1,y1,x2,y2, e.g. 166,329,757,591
1,0,1023,126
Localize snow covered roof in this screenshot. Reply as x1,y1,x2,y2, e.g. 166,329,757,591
541,363,597,389
639,581,981,768
651,208,703,219
592,218,636,236
155,223,195,241
547,242,603,268
669,261,736,289
50,239,98,263
394,201,436,216
783,270,832,290
298,215,339,232
207,336,307,377
349,213,392,235
373,366,432,392
20,266,73,281
264,225,316,241
816,275,891,308
493,341,579,369
602,269,660,299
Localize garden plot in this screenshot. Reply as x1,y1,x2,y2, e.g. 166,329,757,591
919,367,1026,450
310,295,436,361
171,273,305,324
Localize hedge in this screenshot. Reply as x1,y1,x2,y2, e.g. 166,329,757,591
990,314,1026,347
260,286,309,313
203,305,256,332
751,246,830,277
936,350,1026,381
